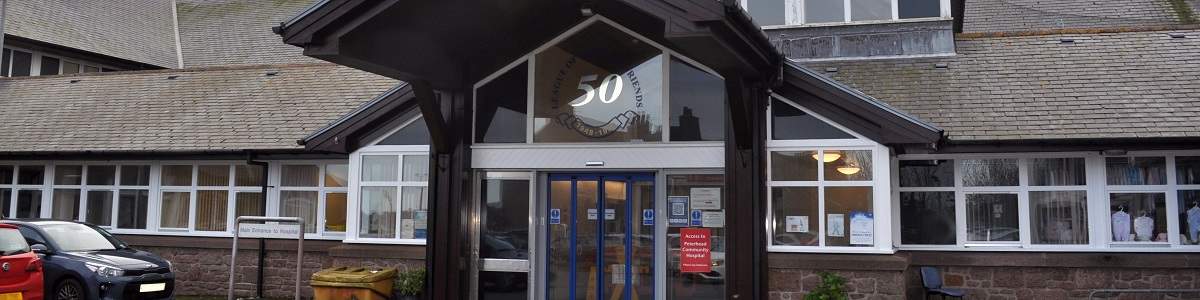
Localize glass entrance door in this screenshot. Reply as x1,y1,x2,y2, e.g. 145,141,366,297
547,174,654,300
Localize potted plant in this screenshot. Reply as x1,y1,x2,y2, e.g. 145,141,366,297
393,268,426,300
804,271,848,300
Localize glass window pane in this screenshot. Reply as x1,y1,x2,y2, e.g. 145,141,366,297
479,271,529,299
161,165,193,186
197,165,230,187
480,179,530,258
160,192,190,229
16,190,42,218
120,165,151,186
824,150,872,181
1176,156,1200,185
1029,158,1086,186
966,194,1019,242
86,190,114,226
899,0,940,18
40,56,60,76
1029,191,1088,244
235,192,264,218
771,151,819,181
235,165,264,187
771,99,853,140
118,190,149,229
400,187,428,239
1180,190,1200,245
54,165,83,185
1109,193,1166,242
325,164,348,187
666,174,725,299
378,116,430,145
281,165,320,187
62,61,81,74
825,187,873,247
899,192,955,245
805,0,846,23
360,187,397,238
17,166,44,185
84,66,99,73
10,50,31,77
281,191,318,233
52,189,80,220
0,190,10,219
669,58,725,141
195,190,228,231
325,192,348,232
1,49,9,76
899,160,953,187
747,0,787,26
0,165,12,184
1106,157,1166,185
962,159,1018,187
361,156,398,182
403,155,429,182
772,187,819,246
86,166,116,185
476,62,528,143
533,23,664,143
851,0,892,21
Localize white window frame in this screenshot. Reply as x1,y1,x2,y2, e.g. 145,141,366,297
346,115,432,245
43,163,154,230
271,160,350,239
766,96,894,254
895,150,1200,252
2,46,117,77
740,0,953,28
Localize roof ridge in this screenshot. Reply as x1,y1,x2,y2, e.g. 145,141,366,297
0,62,343,81
958,24,1200,39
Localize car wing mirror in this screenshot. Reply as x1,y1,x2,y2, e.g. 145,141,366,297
30,244,51,255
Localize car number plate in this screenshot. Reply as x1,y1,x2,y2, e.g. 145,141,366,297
0,292,21,300
140,283,166,293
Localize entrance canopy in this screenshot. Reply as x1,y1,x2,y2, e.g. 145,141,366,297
277,0,779,89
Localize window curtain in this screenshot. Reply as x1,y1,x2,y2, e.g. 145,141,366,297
1030,191,1089,244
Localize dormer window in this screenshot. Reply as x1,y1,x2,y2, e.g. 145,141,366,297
743,0,948,27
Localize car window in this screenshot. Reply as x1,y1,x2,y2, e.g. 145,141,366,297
41,223,116,252
18,226,47,247
0,228,29,255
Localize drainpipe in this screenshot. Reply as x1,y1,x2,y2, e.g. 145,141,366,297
245,153,270,300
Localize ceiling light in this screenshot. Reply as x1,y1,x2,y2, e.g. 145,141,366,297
812,152,841,163
837,163,862,175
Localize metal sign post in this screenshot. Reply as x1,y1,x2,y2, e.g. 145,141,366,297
228,216,305,300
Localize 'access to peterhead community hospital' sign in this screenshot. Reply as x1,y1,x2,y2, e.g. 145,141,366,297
238,223,302,239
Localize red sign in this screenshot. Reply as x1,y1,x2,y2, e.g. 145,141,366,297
679,228,711,273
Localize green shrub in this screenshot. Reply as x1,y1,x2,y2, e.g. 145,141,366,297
804,271,848,300
394,268,426,296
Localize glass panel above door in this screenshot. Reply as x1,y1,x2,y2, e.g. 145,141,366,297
533,22,664,143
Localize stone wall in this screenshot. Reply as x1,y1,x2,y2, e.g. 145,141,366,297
910,266,1200,300
770,269,906,300
118,235,424,299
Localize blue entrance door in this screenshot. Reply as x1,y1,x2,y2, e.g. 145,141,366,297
546,174,655,300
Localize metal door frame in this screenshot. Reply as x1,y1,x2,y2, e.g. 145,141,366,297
545,173,655,300
470,171,537,300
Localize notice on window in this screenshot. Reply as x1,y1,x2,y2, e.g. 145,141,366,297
414,211,428,239
850,212,874,245
549,208,562,225
679,228,712,273
689,188,722,210
401,219,415,239
605,208,616,220
588,208,598,220
702,210,724,228
668,196,689,227
786,216,809,233
611,264,625,284
642,209,654,226
827,214,845,237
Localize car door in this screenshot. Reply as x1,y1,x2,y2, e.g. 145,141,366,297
0,225,39,296
17,226,67,291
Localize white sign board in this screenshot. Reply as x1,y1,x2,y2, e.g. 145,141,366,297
702,211,724,228
238,223,301,239
689,188,722,210
786,216,809,233
827,214,845,237
849,212,874,245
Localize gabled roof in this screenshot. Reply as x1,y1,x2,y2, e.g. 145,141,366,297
805,29,1200,143
0,63,396,153
2,0,180,68
176,0,321,68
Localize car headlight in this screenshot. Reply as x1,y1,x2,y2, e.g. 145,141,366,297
85,262,125,277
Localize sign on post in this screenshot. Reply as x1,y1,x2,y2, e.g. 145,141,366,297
228,216,305,300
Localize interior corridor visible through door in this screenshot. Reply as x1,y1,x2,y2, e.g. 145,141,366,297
546,174,655,300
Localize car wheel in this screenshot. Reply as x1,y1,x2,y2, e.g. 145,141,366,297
54,278,85,300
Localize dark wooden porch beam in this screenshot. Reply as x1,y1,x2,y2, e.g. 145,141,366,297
413,80,451,153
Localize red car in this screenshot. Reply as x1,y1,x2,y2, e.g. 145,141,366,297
0,223,42,300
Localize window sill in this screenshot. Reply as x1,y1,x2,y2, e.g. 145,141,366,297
898,245,1199,253
108,229,347,241
768,246,895,254
343,238,427,245
760,17,952,30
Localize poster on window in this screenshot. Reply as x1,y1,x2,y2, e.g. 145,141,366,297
689,188,721,210
414,210,428,239
786,216,809,233
679,228,711,273
827,214,845,237
849,212,874,245
401,219,415,239
669,196,690,227
702,210,724,228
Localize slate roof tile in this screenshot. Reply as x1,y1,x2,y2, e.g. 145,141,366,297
963,0,1183,34
175,0,320,67
2,0,179,68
